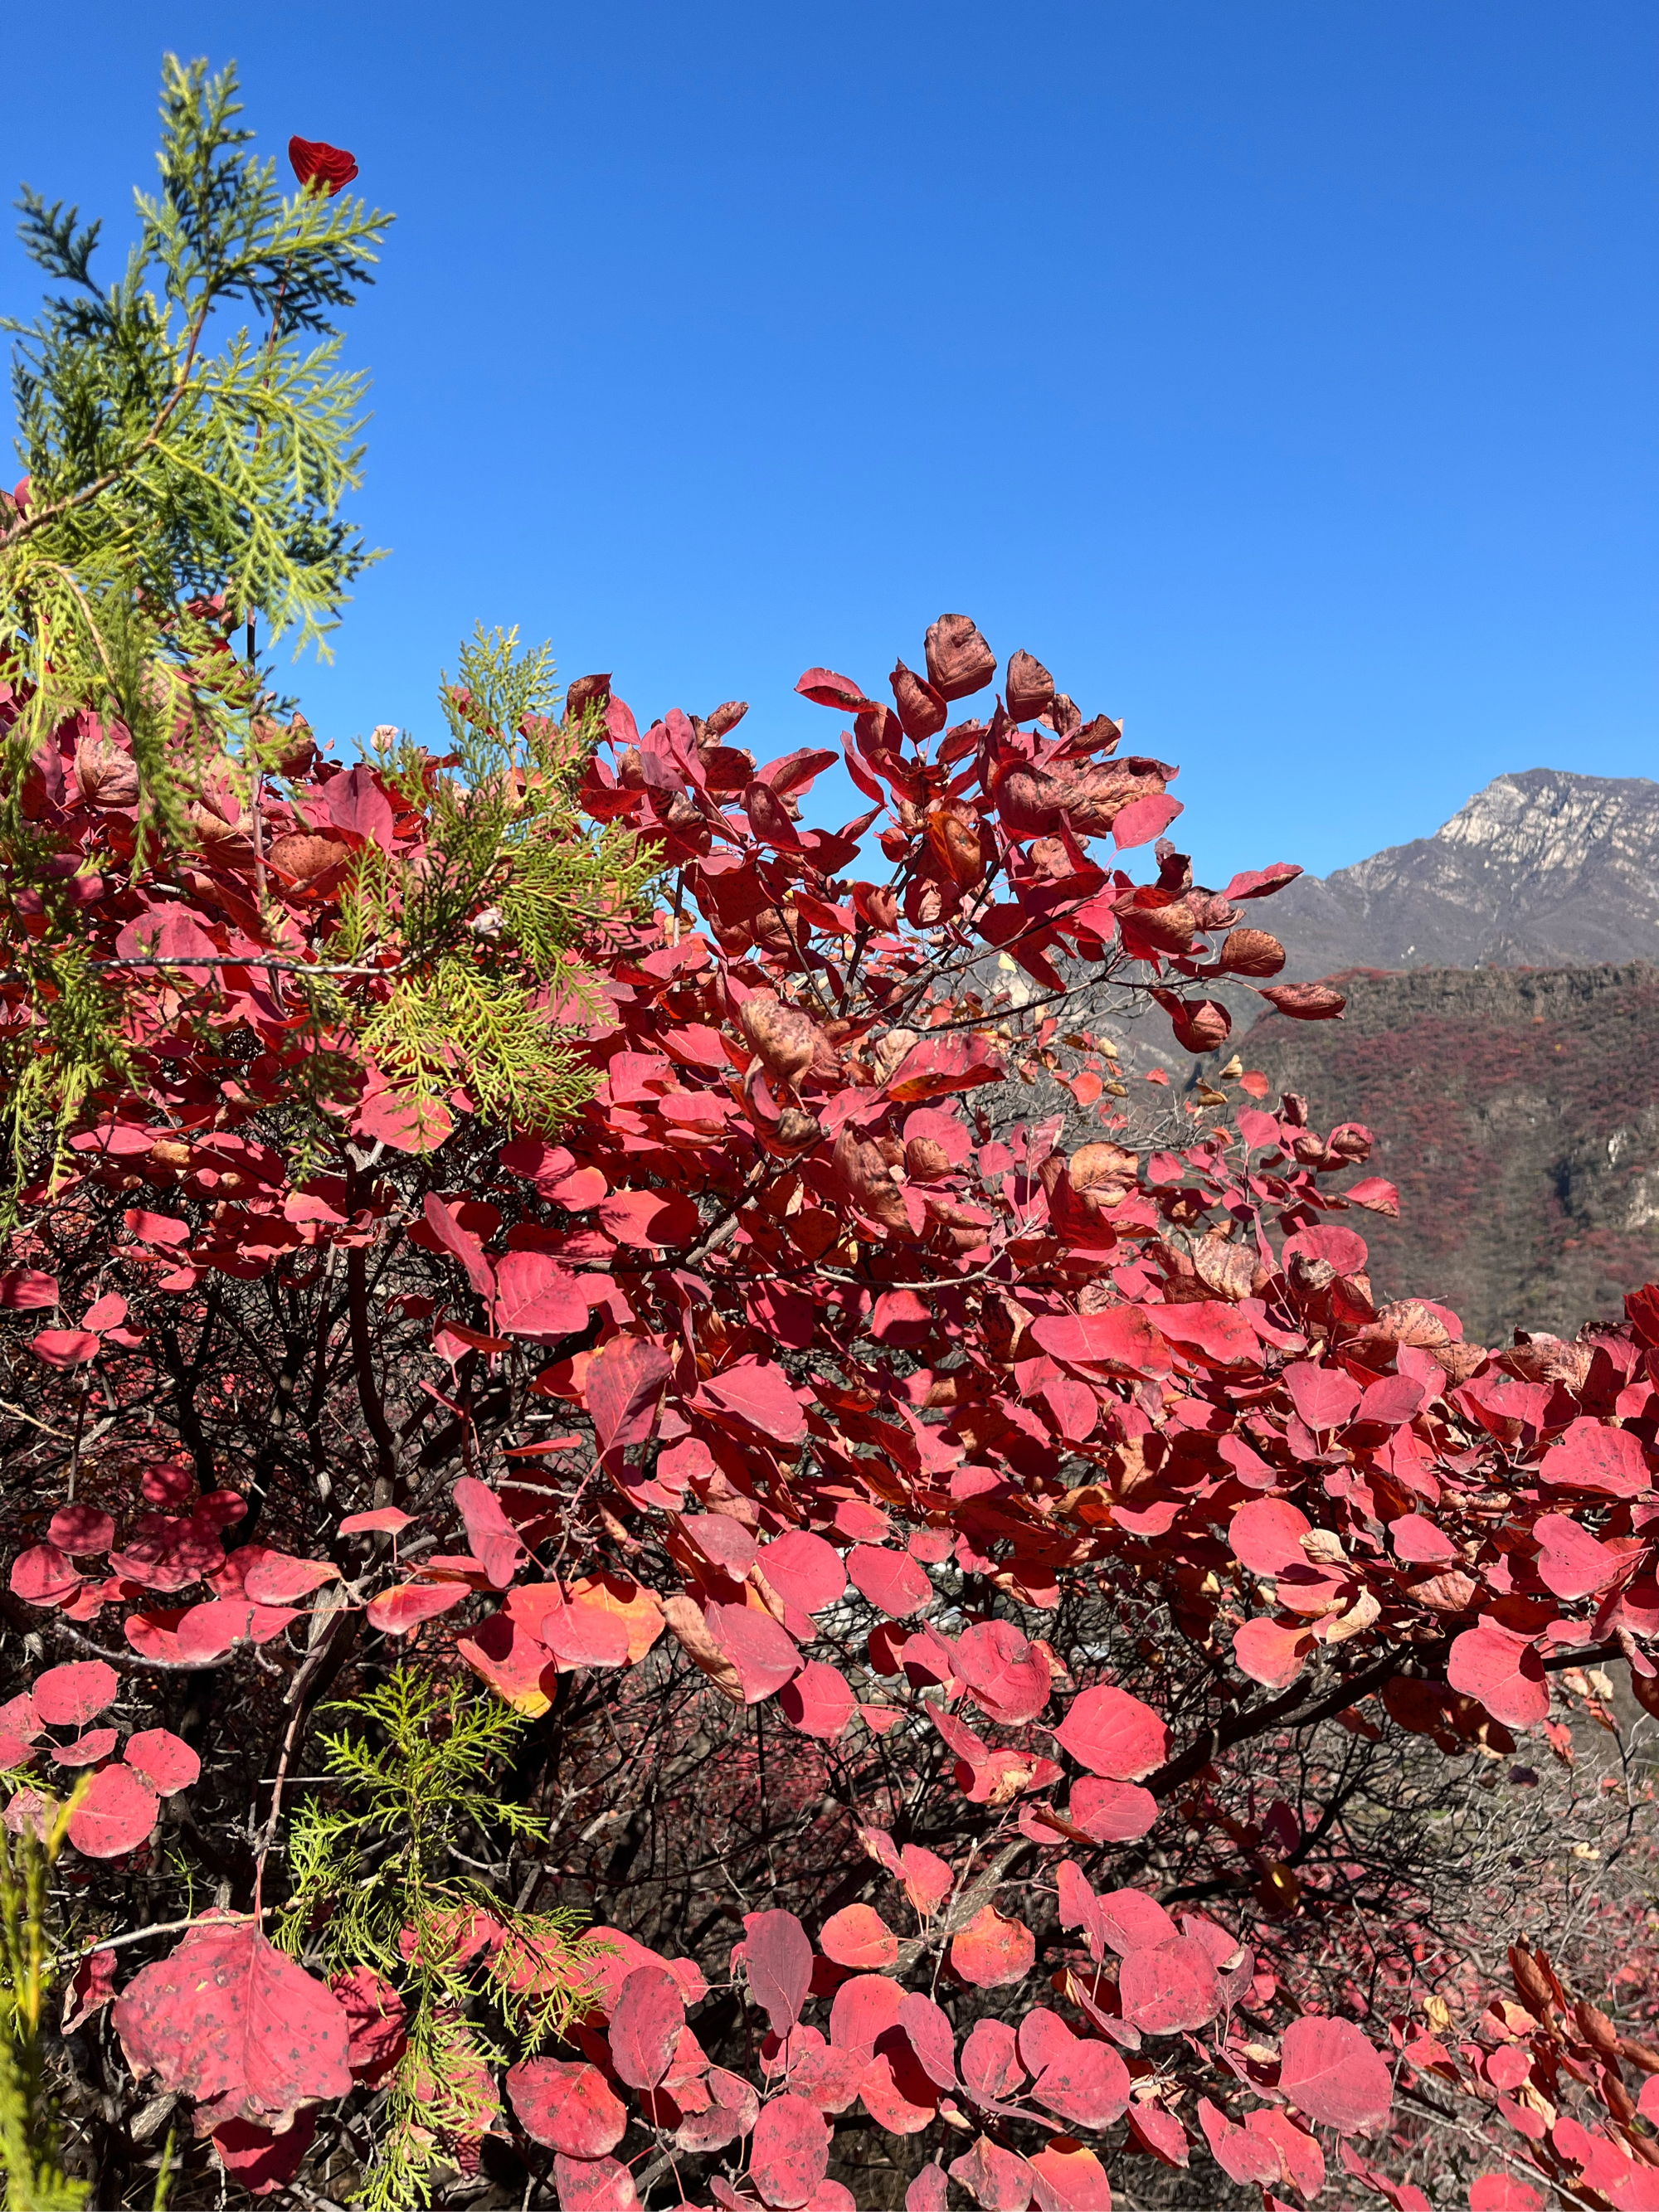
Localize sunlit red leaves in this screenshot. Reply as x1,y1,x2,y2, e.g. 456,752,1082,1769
1277,2013,1394,2133
506,2058,627,2156
750,2093,830,2208
606,1962,684,2092
1050,1685,1167,1780
114,1923,352,2128
950,1906,1035,1989
744,1908,813,2037
1119,1936,1221,2035
1447,1621,1550,1729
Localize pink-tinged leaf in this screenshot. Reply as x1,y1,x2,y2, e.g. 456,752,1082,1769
1233,1616,1314,1688
700,1356,806,1441
951,1906,1035,1989
1067,1777,1158,1842
176,1598,302,1660
820,1904,899,1970
1119,1937,1222,2034
897,1994,958,2090
901,1844,954,1917
0,1731,37,1772
122,1728,201,1797
452,1477,529,1589
608,1964,684,2088
241,1552,340,1605
47,1505,114,1554
961,2016,1024,2103
751,2093,830,2209
365,1582,469,1635
79,1293,129,1332
507,2058,627,2156
421,1194,494,1298
1447,1621,1549,1728
9,1545,82,1607
551,2153,638,2211
949,2135,1037,2212
1356,1373,1423,1425
860,2033,941,2133
1095,1888,1180,1957
584,1335,673,1455
848,1545,933,1619
1281,1361,1362,1431
1051,1684,1168,1780
67,1766,159,1858
1030,1307,1170,1375
707,1602,801,1702
1112,791,1183,849
790,2044,867,2115
1198,2098,1280,2186
339,1507,414,1535
1247,2106,1324,2198
30,1329,101,1369
1534,1514,1625,1600
1127,2099,1189,2166
907,2165,949,2212
1468,2179,1544,2211
0,1267,58,1310
828,1974,905,2064
955,1619,1052,1724
1390,1514,1458,1564
759,1531,847,1612
745,1908,814,2037
778,1660,856,1740
1539,1416,1653,1498
212,2111,317,2195
1028,2137,1113,2212
54,1728,119,1767
1228,1498,1312,1575
32,1660,118,1727
322,761,397,850
1278,2014,1394,2134
353,1087,453,1154
795,667,874,712
494,1250,588,1340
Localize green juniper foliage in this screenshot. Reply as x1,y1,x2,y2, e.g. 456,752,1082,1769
0,57,655,1198
0,1798,90,2212
278,1671,606,2212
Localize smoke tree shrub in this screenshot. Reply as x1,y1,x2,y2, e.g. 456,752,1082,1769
5,54,1659,2212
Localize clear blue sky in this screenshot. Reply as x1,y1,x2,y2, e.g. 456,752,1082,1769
5,3,1654,885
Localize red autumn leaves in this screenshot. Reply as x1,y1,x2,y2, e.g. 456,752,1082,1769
7,608,1657,2209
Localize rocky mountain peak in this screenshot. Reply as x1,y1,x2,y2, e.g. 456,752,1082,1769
1263,767,1659,979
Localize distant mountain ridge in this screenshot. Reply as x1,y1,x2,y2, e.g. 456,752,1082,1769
1262,768,1659,980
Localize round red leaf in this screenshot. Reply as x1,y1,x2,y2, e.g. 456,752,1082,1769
123,1728,202,1796
950,1906,1035,1989
820,1904,899,1970
506,2058,627,2156
1278,2014,1394,2134
847,1545,933,1618
750,2093,830,2209
68,1764,158,1858
33,1660,119,1727
1051,1684,1168,1780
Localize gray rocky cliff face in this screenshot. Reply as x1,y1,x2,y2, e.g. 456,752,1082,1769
1264,769,1659,978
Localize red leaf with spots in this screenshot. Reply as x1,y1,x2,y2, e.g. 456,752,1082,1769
113,1922,352,2127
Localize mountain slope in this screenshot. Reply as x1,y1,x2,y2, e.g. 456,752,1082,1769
1236,963,1659,1346
1263,768,1659,979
